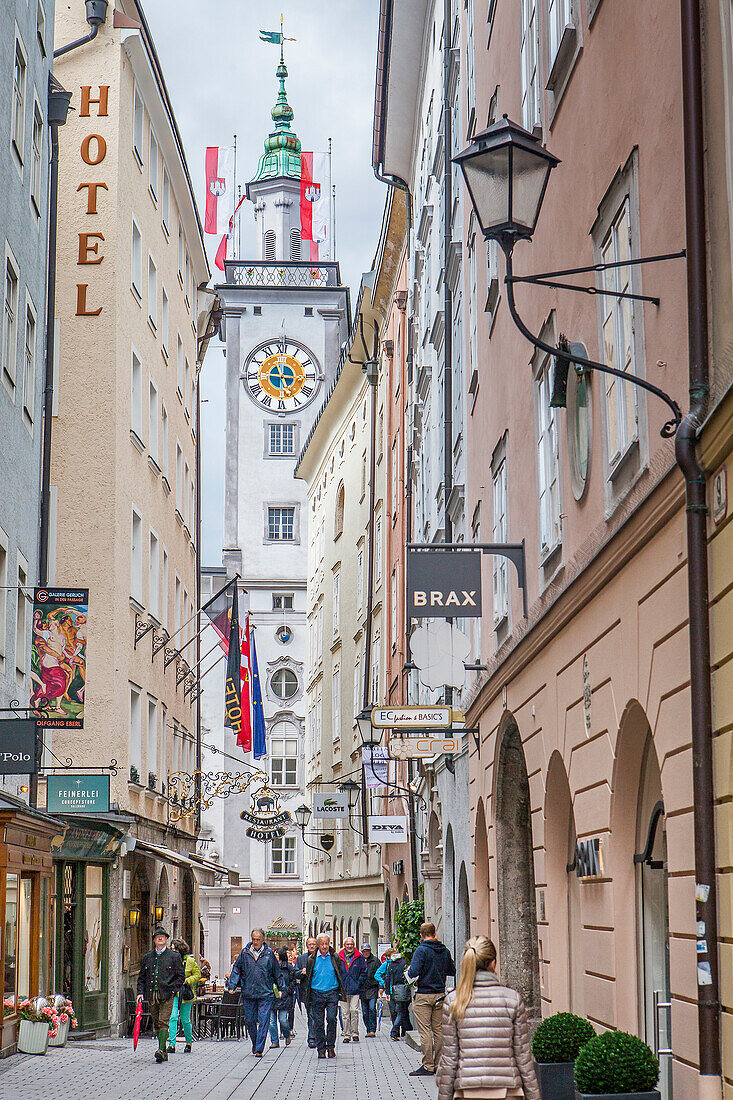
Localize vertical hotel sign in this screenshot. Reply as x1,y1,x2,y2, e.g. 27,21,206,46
75,83,110,318
31,589,88,728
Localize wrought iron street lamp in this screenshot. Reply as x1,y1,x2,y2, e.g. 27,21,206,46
128,905,140,929
339,778,361,810
454,117,683,437
356,707,382,749
293,804,312,830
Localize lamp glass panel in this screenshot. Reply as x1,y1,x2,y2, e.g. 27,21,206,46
511,146,552,232
461,145,510,232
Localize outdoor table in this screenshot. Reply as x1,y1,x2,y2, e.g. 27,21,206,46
192,993,222,1039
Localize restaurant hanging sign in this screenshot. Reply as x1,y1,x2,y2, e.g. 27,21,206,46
239,786,291,840
31,588,88,729
407,551,482,618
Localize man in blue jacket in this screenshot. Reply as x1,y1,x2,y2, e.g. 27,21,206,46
227,928,285,1056
406,922,456,1076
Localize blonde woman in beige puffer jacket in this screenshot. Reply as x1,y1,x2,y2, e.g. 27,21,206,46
437,937,540,1100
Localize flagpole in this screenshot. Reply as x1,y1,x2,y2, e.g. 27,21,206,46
328,137,333,261
233,133,237,261
197,650,226,684
162,576,239,651
333,182,337,261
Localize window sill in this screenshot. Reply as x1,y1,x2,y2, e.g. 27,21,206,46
539,539,562,572
148,455,161,477
129,595,145,614
130,429,145,453
546,25,577,93
148,317,157,337
608,437,639,484
175,509,184,526
162,476,171,496
131,285,142,306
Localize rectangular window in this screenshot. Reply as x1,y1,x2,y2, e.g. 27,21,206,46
148,379,159,463
37,1,46,55
520,0,540,132
332,571,340,635
177,335,184,397
12,41,26,160
131,220,142,300
147,696,158,784
149,529,159,618
148,255,157,330
162,547,168,629
31,101,42,212
174,575,182,634
375,516,383,582
161,403,169,479
129,684,142,775
162,169,170,234
492,457,509,622
22,303,36,423
178,224,185,285
271,836,296,875
184,357,191,414
601,198,638,464
353,653,362,718
149,129,159,200
370,636,381,704
268,423,295,455
131,351,142,438
391,568,398,649
548,0,572,64
271,737,298,786
183,459,190,527
332,667,341,741
536,360,561,554
267,507,295,541
0,531,6,662
357,549,364,612
161,703,167,787
131,508,143,601
15,559,28,676
185,252,191,308
161,287,169,357
273,594,294,610
391,438,398,518
317,604,323,657
3,257,19,390
133,87,144,165
176,443,183,513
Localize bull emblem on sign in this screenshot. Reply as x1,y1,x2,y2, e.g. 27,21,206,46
209,178,227,197
304,183,321,203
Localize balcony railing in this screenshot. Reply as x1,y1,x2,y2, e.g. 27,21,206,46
223,260,341,289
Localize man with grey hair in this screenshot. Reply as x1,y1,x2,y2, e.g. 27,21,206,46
227,928,285,1056
303,933,345,1058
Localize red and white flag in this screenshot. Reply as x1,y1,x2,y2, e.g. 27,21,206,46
300,152,329,258
239,614,252,752
204,146,234,236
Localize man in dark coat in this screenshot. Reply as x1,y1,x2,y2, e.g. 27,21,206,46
296,935,318,1047
227,928,285,1055
407,921,456,1076
137,925,185,1063
303,933,345,1058
359,943,381,1037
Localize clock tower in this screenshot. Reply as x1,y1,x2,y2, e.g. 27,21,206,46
201,47,349,954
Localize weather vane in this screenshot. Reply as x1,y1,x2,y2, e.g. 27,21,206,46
259,13,296,61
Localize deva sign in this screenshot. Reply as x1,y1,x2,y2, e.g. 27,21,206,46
407,550,482,618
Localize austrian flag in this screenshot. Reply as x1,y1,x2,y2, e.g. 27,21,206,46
204,146,234,236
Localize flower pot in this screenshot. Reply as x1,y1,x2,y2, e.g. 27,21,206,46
536,1061,576,1100
575,1090,661,1100
48,1018,70,1047
17,1019,50,1055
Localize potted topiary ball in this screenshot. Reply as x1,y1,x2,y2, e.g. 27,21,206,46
533,1013,596,1100
575,1030,660,1100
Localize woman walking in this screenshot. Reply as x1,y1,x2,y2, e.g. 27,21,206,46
437,938,539,1100
167,939,202,1054
270,947,297,1047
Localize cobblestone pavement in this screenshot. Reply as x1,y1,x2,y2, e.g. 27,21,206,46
0,1020,435,1099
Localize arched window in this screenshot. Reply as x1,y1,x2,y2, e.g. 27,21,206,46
290,229,302,261
334,483,345,539
264,230,276,261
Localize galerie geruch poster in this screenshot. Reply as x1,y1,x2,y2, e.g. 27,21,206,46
31,588,88,729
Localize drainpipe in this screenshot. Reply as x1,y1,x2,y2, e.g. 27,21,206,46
442,0,453,551
361,320,380,843
677,0,720,1091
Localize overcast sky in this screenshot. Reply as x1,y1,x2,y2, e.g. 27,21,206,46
144,0,386,564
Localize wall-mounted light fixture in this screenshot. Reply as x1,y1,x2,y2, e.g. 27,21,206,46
128,905,140,929
154,906,164,924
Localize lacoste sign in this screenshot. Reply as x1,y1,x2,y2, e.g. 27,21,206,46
407,550,482,618
313,792,349,818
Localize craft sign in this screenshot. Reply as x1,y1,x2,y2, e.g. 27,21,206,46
389,736,461,759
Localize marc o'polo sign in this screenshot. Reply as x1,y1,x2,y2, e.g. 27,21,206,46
407,550,482,618
0,719,37,773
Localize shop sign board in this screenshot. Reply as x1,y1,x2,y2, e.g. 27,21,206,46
407,550,482,618
388,736,461,759
363,747,390,788
313,792,349,818
371,706,456,730
0,719,37,773
368,815,409,844
47,774,110,813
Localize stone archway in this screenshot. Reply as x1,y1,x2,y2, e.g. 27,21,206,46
473,798,490,935
495,715,541,1024
456,862,471,966
445,826,456,960
545,751,581,1013
156,866,170,928
384,889,392,938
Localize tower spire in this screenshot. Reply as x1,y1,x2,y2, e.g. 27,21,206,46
251,15,301,183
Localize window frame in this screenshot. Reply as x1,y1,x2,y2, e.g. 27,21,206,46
30,97,43,215
11,36,27,165
22,293,37,427
131,219,142,302
133,87,144,167
264,504,299,544
534,351,562,562
270,835,297,876
3,248,20,395
131,506,144,604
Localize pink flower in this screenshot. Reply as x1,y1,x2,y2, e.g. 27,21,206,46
70,1019,78,1029
49,1029,58,1039
60,1013,68,1023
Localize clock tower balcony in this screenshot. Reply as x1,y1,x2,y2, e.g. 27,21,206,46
223,259,342,289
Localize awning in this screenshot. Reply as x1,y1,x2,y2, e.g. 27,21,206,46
50,814,135,861
134,840,195,869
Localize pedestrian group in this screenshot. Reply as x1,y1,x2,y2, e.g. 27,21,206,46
134,919,542,1100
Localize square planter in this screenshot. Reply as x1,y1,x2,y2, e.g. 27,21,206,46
49,1018,70,1047
536,1061,576,1100
17,1018,50,1055
576,1091,661,1100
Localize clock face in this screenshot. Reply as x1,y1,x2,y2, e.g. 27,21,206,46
242,339,321,412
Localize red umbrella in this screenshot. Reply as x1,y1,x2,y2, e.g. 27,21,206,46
133,1001,143,1050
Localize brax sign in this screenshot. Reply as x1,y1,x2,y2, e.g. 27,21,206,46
407,551,482,618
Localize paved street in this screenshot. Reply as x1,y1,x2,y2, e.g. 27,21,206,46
0,1024,434,1100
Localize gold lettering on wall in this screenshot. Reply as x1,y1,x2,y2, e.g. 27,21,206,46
77,181,108,214
79,85,109,117
80,133,107,166
77,232,105,265
76,284,103,316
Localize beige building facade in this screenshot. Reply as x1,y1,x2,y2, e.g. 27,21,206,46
296,274,387,948
46,0,226,1034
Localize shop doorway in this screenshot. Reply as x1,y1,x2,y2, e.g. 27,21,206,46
636,741,671,1100
495,716,541,1024
56,862,109,1032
